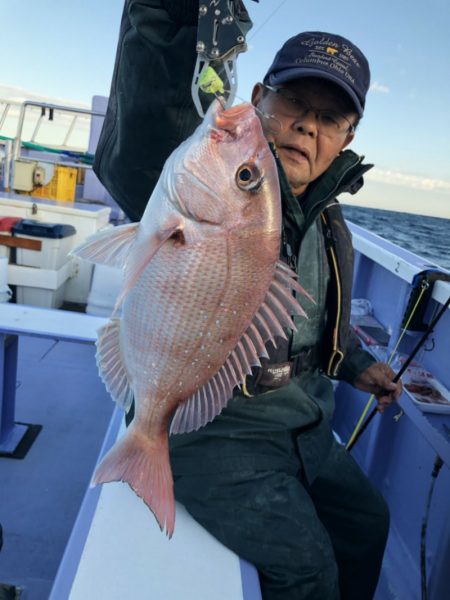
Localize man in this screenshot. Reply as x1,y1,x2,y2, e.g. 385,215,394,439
94,2,402,598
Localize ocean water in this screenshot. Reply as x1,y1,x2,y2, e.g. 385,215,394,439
341,205,450,272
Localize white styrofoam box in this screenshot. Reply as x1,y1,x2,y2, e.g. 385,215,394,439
0,236,10,258
8,262,73,309
0,256,12,302
0,289,12,303
0,194,111,303
0,193,110,235
86,264,123,317
15,234,75,269
16,281,67,308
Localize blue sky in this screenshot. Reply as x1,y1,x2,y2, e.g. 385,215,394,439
1,0,450,217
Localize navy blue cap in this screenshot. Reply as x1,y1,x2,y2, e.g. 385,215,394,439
263,32,371,116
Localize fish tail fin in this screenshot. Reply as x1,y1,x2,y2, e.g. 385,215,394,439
92,429,175,537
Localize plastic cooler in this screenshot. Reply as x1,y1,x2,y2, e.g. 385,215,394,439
12,219,76,308
13,219,76,269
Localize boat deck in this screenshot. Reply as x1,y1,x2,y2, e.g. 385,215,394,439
0,223,449,599
0,335,114,599
0,309,261,600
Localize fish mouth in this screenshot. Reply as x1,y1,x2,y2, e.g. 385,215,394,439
220,103,254,120
214,102,256,135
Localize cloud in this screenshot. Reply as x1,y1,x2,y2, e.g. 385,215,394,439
366,167,450,193
0,84,89,109
0,85,93,147
369,81,390,94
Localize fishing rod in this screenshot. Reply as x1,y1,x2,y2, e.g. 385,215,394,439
347,292,450,452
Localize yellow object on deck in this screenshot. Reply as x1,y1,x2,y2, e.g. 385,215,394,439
33,165,77,202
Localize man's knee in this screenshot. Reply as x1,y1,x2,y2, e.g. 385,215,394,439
177,487,340,598
258,551,339,600
174,467,343,599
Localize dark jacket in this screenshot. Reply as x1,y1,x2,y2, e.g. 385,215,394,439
94,0,374,386
271,148,375,382
94,0,201,222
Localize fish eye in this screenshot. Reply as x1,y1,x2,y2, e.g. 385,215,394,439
235,163,263,191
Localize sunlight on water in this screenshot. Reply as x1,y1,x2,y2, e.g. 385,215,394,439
342,205,450,271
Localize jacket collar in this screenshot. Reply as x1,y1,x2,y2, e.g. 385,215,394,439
271,146,373,209
299,149,373,231
269,144,373,236
305,149,373,207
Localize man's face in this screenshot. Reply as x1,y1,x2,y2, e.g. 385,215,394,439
252,78,358,196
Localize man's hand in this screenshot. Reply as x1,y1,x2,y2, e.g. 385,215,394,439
353,362,403,413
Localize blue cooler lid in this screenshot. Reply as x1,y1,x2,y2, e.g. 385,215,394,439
12,219,76,239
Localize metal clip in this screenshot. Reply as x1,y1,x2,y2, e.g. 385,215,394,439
191,52,239,117
393,410,404,422
192,1,253,117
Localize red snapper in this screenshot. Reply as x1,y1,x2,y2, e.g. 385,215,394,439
73,101,309,537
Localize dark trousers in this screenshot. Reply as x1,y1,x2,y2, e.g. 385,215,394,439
172,434,389,600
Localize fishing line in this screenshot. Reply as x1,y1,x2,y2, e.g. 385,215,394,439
347,292,450,452
201,62,284,138
227,88,283,136
346,284,428,451
247,0,291,41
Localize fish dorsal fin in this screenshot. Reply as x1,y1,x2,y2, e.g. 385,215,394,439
96,319,134,412
70,223,139,269
170,261,309,435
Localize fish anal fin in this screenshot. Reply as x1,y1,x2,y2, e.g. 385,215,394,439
170,329,262,435
92,429,175,538
170,366,232,435
96,319,134,412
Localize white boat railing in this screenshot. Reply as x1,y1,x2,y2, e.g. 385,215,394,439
0,98,106,190
0,98,23,131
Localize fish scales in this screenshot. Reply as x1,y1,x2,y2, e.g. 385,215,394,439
72,101,310,537
123,232,278,406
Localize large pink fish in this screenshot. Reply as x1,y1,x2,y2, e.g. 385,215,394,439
73,101,309,537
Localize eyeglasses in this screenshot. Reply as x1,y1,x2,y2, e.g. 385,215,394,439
261,84,356,139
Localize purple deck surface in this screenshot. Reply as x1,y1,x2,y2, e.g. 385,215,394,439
333,226,450,600
1,335,262,600
0,336,114,599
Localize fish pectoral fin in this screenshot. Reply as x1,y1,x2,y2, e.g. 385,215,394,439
114,219,184,311
92,429,175,538
170,261,311,436
96,319,133,412
70,223,139,268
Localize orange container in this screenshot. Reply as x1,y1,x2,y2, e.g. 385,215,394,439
33,166,77,202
